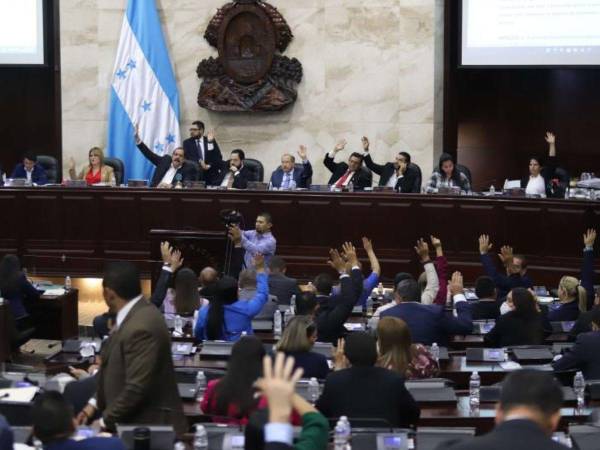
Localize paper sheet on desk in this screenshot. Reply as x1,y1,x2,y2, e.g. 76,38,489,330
43,288,66,296
503,180,521,189
500,361,522,371
0,386,38,403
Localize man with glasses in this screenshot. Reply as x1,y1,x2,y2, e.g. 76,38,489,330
183,120,223,185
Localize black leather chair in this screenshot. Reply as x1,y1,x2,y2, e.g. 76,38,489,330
244,158,264,182
37,155,59,183
294,163,312,186
409,162,422,193
360,166,373,188
103,157,125,185
457,164,473,185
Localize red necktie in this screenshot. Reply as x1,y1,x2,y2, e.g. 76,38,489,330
335,170,352,188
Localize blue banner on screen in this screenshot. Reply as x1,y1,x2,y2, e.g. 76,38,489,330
462,0,600,66
106,0,181,182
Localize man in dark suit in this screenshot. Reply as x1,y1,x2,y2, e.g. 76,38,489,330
313,243,363,344
269,145,313,189
471,276,500,320
33,391,125,450
362,137,418,192
135,127,197,188
441,370,567,450
78,262,187,435
381,272,473,345
552,307,600,379
11,153,48,185
0,414,13,450
323,139,371,190
214,149,253,189
316,332,420,428
268,256,301,305
182,120,223,185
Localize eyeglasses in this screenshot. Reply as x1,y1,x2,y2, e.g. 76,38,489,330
189,128,200,132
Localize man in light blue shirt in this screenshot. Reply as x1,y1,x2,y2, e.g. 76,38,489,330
229,212,277,269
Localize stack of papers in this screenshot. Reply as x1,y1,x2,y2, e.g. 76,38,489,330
43,288,66,296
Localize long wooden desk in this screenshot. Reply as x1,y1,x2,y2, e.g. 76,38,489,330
0,187,599,284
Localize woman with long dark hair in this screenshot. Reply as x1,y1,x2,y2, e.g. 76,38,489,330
485,288,548,347
425,153,471,193
201,336,265,424
194,254,268,342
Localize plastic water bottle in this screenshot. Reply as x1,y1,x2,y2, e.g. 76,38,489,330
430,343,440,362
290,295,296,313
174,442,186,450
347,181,354,193
195,371,207,400
193,424,209,450
333,421,346,450
339,416,351,445
376,282,384,299
284,307,294,327
268,182,273,191
574,371,585,409
489,185,495,195
33,439,43,450
308,377,320,404
174,315,183,335
65,276,72,291
469,371,481,410
366,296,374,316
273,309,282,338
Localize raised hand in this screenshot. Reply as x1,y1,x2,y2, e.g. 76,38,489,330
498,245,514,266
207,129,215,142
545,132,556,145
298,145,308,161
479,234,493,254
362,237,374,253
160,241,172,265
414,238,430,263
449,271,464,296
327,248,346,273
333,139,347,153
170,249,184,271
361,136,370,151
68,157,76,171
341,242,358,266
228,225,241,245
430,235,442,249
584,228,597,248
333,338,348,370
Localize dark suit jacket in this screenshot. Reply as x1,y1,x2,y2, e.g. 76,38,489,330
440,419,568,450
316,366,420,428
11,163,48,185
137,142,197,187
97,299,187,434
63,374,98,415
570,306,597,338
183,136,223,184
323,154,371,190
268,272,301,305
45,437,126,450
484,311,548,348
471,299,500,321
214,163,253,189
270,161,313,189
0,415,13,450
363,154,418,193
380,301,473,345
315,269,363,344
552,331,600,379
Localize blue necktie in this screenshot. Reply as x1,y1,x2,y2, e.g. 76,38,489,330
282,172,291,189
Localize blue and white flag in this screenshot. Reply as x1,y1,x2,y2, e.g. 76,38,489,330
107,0,181,182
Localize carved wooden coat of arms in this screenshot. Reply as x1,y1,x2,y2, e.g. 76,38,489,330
197,0,303,112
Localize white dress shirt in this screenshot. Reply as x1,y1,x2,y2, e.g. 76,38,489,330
25,169,33,183
115,294,143,329
159,164,178,186
386,171,400,188
526,175,546,196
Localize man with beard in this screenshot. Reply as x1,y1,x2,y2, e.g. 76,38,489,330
228,212,276,270
215,149,253,189
183,120,223,185
362,136,419,193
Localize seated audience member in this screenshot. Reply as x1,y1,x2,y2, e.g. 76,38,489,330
275,316,329,379
228,212,277,270
323,139,371,190
369,239,440,327
313,244,363,344
484,288,548,347
68,147,115,185
552,307,600,379
546,276,587,322
295,292,319,317
0,254,40,341
201,336,266,424
425,152,471,193
33,391,125,450
199,266,219,298
316,332,420,427
0,414,13,450
362,137,419,192
521,132,566,198
182,121,223,185
478,235,533,299
443,370,567,450
247,353,329,450
268,256,301,306
214,149,252,189
239,268,278,320
431,236,448,306
194,254,268,342
270,146,313,189
134,126,197,188
11,153,48,185
471,276,500,320
376,317,439,379
381,272,472,345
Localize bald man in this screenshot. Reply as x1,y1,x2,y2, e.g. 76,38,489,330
269,146,313,189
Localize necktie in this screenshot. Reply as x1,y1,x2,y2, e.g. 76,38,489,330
335,170,352,188
227,172,235,188
196,139,204,161
282,172,291,189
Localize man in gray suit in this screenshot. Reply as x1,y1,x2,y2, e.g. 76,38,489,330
77,262,187,435
268,256,301,306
